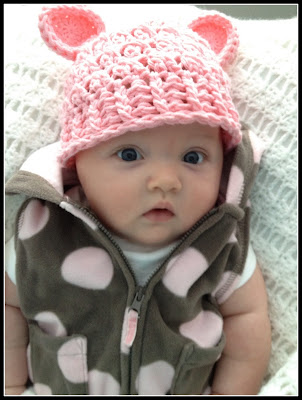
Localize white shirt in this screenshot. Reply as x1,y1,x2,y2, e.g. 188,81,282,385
112,235,256,288
5,235,256,289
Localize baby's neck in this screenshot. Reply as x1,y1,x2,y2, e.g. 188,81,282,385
111,234,178,254
111,234,179,286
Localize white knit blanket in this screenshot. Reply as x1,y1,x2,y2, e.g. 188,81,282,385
4,5,297,395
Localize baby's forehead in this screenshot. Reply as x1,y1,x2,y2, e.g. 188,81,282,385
108,123,221,145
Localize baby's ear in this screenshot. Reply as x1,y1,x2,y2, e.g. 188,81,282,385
188,12,239,68
38,5,105,61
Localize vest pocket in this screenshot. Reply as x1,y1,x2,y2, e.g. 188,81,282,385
28,322,88,395
170,335,225,395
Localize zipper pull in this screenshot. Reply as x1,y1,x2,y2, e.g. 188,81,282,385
130,286,145,316
123,287,145,348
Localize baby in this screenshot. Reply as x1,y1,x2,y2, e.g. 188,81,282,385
5,5,271,395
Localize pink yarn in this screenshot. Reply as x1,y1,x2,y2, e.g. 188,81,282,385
39,6,241,168
39,5,105,61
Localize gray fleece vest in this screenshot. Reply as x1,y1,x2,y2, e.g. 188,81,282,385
5,129,263,395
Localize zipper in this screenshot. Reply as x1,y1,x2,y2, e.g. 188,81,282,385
71,202,136,276
125,285,146,393
130,286,145,315
68,202,148,394
78,201,218,347
67,202,149,348
65,198,220,394
124,286,146,348
124,208,219,349
125,209,219,393
67,200,219,292
142,207,219,289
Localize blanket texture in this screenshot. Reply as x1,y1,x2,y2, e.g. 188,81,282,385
4,5,297,395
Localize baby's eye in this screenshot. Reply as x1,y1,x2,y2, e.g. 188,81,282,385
117,148,142,162
183,151,204,164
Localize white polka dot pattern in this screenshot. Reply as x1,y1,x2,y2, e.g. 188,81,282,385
135,360,175,395
179,310,223,348
88,369,120,395
34,311,67,336
27,344,33,382
61,247,114,289
18,199,50,240
57,337,88,384
227,230,237,243
162,248,209,297
34,383,53,395
248,130,265,164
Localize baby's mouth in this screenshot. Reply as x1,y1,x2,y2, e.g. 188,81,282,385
143,203,175,222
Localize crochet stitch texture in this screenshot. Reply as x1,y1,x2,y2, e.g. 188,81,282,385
38,5,241,167
4,4,298,395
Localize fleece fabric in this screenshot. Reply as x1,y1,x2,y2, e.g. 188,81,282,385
5,128,263,395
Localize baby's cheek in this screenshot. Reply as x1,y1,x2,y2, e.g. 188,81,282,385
185,193,214,222
88,194,128,234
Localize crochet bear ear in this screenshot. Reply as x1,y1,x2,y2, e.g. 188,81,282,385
38,5,105,61
188,12,239,68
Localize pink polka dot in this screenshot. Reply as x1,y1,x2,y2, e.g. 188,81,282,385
34,311,67,336
61,247,114,289
179,310,223,348
135,361,175,395
57,337,88,384
88,369,120,395
248,130,265,164
227,230,237,244
202,386,212,395
225,165,244,205
162,248,209,297
33,383,53,395
27,344,33,382
18,199,50,240
212,271,240,304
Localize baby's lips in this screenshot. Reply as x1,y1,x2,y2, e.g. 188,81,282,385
143,209,175,222
149,201,175,214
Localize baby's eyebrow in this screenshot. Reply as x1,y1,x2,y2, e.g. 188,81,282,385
185,134,218,146
197,129,220,139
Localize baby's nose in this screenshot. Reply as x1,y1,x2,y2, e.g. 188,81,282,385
147,164,182,193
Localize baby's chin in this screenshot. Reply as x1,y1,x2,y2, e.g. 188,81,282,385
123,234,181,252
109,224,186,252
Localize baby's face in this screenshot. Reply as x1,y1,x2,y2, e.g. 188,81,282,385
76,123,223,250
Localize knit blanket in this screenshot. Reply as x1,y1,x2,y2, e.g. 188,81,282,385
4,5,297,395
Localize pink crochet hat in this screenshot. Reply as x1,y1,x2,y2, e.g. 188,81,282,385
39,5,241,168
